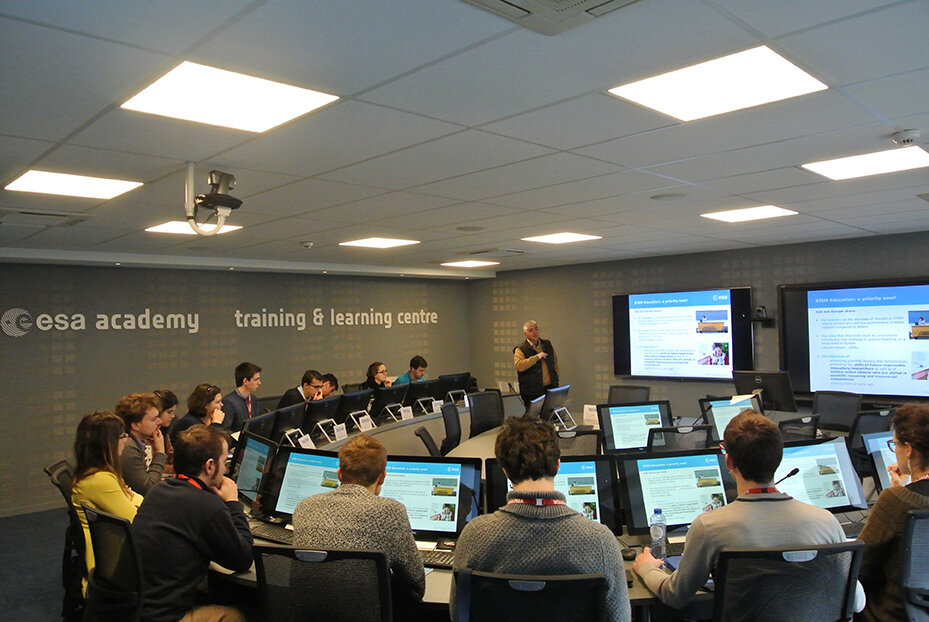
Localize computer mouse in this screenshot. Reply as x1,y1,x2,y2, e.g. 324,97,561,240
621,547,637,561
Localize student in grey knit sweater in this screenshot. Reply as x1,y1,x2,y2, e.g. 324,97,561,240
451,415,631,622
291,435,425,616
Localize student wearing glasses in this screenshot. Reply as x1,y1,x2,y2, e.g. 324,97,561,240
361,361,392,391
171,384,226,444
857,403,929,622
277,369,325,409
71,410,143,587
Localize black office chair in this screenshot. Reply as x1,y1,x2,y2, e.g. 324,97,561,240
467,391,504,438
778,415,821,442
44,460,86,621
846,409,893,479
812,391,862,433
253,545,392,622
646,425,715,452
455,568,605,621
713,541,864,622
342,382,364,395
557,429,603,456
415,427,442,457
80,503,144,622
607,385,650,404
903,509,929,621
440,403,462,455
257,395,283,415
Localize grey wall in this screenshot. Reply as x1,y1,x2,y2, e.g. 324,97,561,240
1,264,470,517
467,231,929,419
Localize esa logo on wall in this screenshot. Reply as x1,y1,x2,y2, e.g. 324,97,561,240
1,308,32,337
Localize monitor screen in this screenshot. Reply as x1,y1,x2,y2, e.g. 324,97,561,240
613,287,754,379
618,449,737,534
379,455,482,538
775,438,867,513
698,394,764,439
243,411,276,439
336,389,373,424
270,403,308,443
598,401,674,452
732,371,797,412
485,455,620,534
263,446,341,518
233,433,275,505
863,431,895,492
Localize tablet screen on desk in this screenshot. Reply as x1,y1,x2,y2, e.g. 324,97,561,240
662,556,714,589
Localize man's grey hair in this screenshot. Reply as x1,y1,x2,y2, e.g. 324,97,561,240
523,320,538,331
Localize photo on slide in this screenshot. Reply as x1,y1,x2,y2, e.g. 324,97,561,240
320,470,339,488
694,469,720,487
431,478,457,496
912,352,929,380
567,477,595,495
698,342,729,366
696,310,728,333
430,503,456,522
909,310,929,339
582,502,598,520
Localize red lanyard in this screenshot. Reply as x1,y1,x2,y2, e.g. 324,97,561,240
741,487,778,495
507,498,567,507
176,473,204,490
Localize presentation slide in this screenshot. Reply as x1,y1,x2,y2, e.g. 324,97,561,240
237,437,272,501
606,404,666,449
705,395,758,438
629,289,734,379
808,284,929,395
774,440,866,510
638,454,726,526
380,461,462,533
276,452,341,515
554,461,602,523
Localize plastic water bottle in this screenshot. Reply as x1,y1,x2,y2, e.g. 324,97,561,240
649,508,667,559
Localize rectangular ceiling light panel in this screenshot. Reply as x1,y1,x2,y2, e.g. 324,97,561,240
521,232,602,244
701,205,798,223
339,237,420,249
5,170,143,199
802,146,929,180
122,61,339,132
145,221,242,235
609,46,827,121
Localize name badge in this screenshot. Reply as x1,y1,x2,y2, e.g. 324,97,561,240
333,423,348,441
400,406,414,420
359,415,375,431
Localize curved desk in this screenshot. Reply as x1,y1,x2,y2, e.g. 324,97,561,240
316,406,473,455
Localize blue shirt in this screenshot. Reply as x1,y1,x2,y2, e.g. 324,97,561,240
394,371,425,385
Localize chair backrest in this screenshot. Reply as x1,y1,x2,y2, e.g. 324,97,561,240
467,391,504,438
848,409,893,452
441,403,462,455
903,509,929,621
812,391,862,432
257,394,282,415
415,427,442,457
557,429,603,456
778,415,821,442
713,541,864,622
342,382,364,395
646,425,714,452
253,545,392,622
45,460,87,617
80,503,143,621
455,568,605,622
608,385,650,404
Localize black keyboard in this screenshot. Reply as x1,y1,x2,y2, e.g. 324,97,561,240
420,549,455,569
251,521,293,544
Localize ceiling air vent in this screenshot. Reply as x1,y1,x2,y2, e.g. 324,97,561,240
466,248,527,258
462,0,641,35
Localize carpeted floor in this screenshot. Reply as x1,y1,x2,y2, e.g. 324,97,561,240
0,507,67,620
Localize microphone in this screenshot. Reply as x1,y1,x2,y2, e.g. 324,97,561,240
774,467,800,486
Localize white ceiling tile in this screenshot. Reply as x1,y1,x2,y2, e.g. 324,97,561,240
710,0,901,38
489,169,674,209
844,67,929,120
392,203,523,230
0,135,56,184
701,167,822,195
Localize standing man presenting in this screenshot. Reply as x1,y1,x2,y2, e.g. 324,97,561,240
222,362,261,433
514,320,559,407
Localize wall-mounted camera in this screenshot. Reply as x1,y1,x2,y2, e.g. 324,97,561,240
195,170,242,214
183,163,242,236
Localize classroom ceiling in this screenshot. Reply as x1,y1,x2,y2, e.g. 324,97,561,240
1,0,927,278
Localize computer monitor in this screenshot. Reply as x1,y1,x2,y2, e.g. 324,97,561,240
303,395,342,437
618,448,738,535
502,393,525,418
525,395,545,418
369,384,409,421
540,385,574,429
863,431,895,492
231,432,276,506
485,455,621,534
269,402,307,443
698,394,764,440
334,389,373,425
598,401,674,452
732,370,797,412
242,410,276,440
379,454,482,539
402,378,441,413
438,372,471,403
775,438,867,513
260,446,341,520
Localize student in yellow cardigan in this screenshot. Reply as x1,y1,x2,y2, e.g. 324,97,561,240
71,410,143,586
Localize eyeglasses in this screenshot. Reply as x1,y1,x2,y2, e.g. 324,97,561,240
718,442,726,454
888,439,899,451
377,368,387,374
310,383,324,389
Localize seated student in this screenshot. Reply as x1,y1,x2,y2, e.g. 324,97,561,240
277,369,323,409
115,392,166,495
320,373,339,397
394,355,428,385
360,361,392,391
71,410,143,586
221,362,261,433
634,411,865,612
171,384,225,444
133,425,253,622
857,403,929,622
153,389,178,474
451,415,630,622
292,434,425,616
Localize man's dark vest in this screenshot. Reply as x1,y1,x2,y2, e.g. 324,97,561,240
515,339,558,396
